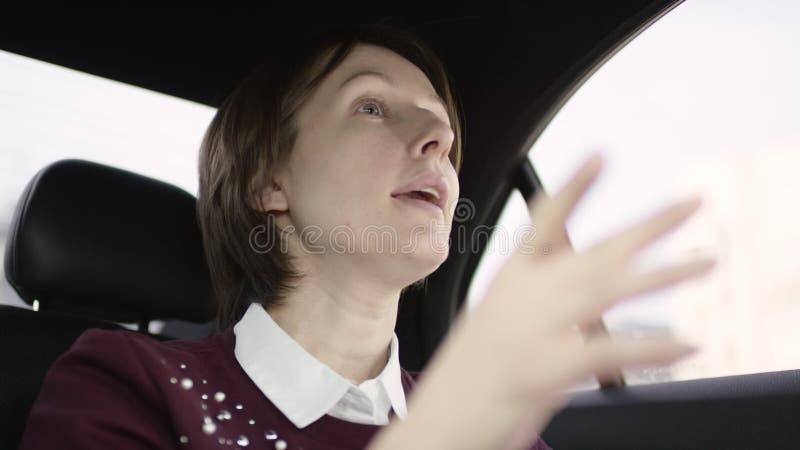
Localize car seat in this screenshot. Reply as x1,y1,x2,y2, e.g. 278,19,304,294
0,159,217,450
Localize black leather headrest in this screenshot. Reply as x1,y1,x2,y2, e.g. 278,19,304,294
4,159,216,323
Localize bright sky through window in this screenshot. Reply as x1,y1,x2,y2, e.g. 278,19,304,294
0,49,217,309
468,0,800,385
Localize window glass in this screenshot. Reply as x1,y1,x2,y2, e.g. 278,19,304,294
465,190,600,390
528,0,800,383
465,189,531,309
0,50,216,316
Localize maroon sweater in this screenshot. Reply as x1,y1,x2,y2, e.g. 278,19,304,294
19,325,552,449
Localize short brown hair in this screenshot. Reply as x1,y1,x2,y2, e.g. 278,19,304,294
197,22,464,330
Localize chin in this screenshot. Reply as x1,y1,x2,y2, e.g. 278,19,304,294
404,245,450,278
373,236,450,286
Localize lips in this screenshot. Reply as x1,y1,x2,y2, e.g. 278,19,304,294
390,171,448,212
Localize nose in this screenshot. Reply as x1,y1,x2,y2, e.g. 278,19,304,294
408,110,455,163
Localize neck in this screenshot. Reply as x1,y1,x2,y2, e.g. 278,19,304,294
264,266,401,385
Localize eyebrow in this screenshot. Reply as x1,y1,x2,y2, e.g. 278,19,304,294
338,70,448,113
338,70,392,90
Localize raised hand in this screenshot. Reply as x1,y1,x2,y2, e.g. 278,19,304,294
370,154,714,450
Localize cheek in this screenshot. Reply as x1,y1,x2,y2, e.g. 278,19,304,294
289,132,399,227
332,127,402,187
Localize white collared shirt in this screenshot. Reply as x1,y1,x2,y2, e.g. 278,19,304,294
233,303,408,428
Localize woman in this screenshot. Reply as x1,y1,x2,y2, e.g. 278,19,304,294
19,23,711,450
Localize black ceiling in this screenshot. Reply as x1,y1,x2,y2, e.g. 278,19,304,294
0,2,675,370
1,4,657,106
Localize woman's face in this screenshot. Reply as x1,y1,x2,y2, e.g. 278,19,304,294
267,43,460,287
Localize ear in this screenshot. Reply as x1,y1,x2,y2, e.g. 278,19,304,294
248,173,288,214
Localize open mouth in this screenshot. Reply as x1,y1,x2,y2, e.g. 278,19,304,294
397,190,439,205
391,173,448,213
392,190,444,215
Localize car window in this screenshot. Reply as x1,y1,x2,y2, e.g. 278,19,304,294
524,0,800,385
0,49,216,329
465,189,600,391
465,190,529,309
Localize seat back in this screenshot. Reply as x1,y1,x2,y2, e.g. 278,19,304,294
1,159,216,450
0,306,124,450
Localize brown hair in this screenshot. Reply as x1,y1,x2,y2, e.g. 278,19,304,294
197,22,464,330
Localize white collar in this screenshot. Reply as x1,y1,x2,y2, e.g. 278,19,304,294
233,302,408,428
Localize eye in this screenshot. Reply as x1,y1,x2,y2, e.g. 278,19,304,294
356,98,389,117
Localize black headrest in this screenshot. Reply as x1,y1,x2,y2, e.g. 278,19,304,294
4,159,216,323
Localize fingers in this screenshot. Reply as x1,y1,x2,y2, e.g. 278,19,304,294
546,154,603,221
524,154,603,253
567,336,698,385
591,196,703,263
563,256,716,327
518,190,711,333
547,196,711,326
517,334,698,398
615,257,716,304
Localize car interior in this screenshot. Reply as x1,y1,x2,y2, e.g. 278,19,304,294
1,2,799,449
